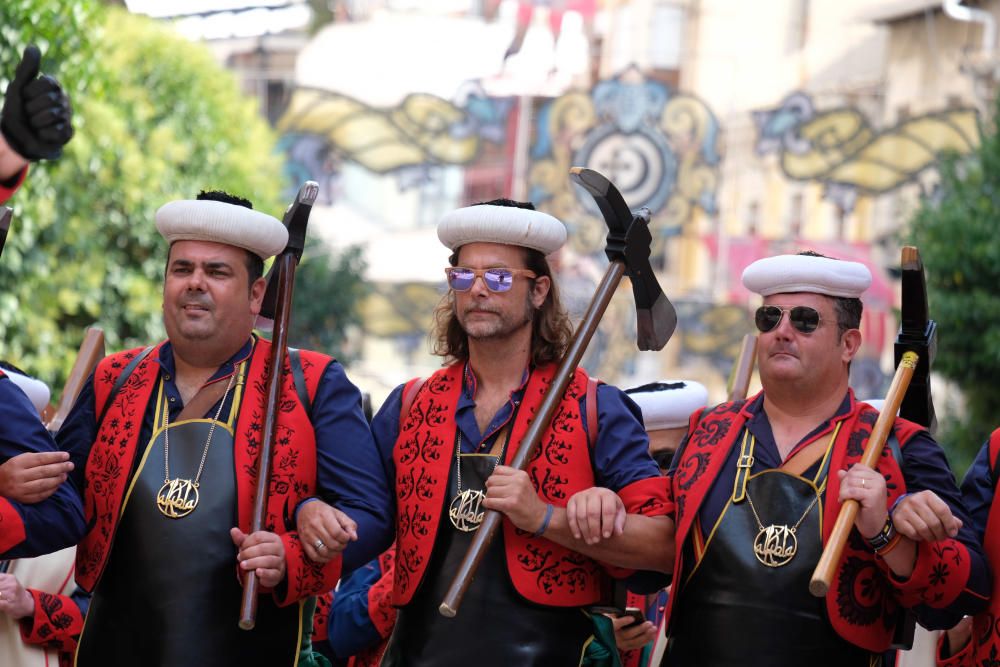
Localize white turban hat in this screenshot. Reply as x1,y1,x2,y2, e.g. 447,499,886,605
626,380,709,430
4,368,51,415
437,204,566,255
742,254,871,298
156,199,287,260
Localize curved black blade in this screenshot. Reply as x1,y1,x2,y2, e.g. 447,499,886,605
0,207,11,260
261,181,319,320
570,167,676,350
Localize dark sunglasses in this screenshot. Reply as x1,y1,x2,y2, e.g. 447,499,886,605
754,305,823,334
444,267,537,293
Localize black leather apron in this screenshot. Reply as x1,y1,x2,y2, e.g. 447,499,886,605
76,381,301,667
664,431,878,667
381,446,594,667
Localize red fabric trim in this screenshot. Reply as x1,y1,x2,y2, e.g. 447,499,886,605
312,590,332,642
618,475,670,518
19,588,84,652
367,549,397,638
935,627,973,667
0,164,27,204
349,641,390,667
0,496,26,552
276,531,342,607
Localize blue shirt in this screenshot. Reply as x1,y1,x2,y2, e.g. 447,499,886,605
325,556,386,660
55,337,393,572
371,363,662,494
0,378,85,558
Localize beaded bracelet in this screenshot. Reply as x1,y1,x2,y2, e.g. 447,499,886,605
533,503,555,538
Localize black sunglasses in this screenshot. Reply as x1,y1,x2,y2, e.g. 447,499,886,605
754,305,823,334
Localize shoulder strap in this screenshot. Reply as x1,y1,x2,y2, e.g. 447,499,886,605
399,377,427,431
288,348,313,418
586,375,599,450
988,428,1000,491
96,346,155,426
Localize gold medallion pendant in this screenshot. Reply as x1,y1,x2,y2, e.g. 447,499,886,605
449,489,486,532
157,478,200,519
753,524,798,567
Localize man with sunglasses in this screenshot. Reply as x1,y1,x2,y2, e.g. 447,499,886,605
646,252,988,666
297,198,673,666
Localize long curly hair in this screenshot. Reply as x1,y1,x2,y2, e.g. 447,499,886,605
432,246,573,366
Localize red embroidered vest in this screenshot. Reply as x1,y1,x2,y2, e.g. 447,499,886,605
392,362,606,607
76,339,328,590
666,394,926,652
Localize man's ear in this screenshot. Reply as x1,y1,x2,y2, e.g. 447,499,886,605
841,328,862,363
531,275,551,309
249,277,267,315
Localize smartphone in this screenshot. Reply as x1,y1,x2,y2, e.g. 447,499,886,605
589,605,645,628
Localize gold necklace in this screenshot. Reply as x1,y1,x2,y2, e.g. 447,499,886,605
155,371,237,519
745,488,819,567
448,433,505,532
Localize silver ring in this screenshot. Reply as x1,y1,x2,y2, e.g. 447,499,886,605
0,590,4,600
861,478,866,489
315,539,326,550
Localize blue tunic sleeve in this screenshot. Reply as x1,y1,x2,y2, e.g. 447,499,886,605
326,557,385,659
311,361,395,572
585,384,661,492
900,431,991,627
959,441,993,546
0,379,85,558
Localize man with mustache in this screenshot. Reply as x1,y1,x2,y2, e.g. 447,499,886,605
298,198,673,666
638,251,988,666
13,191,391,666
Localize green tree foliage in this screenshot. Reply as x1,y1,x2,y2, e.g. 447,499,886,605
1,2,285,389
289,241,368,363
908,101,1000,476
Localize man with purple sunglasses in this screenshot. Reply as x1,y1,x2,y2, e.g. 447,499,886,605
297,198,673,666
646,250,987,666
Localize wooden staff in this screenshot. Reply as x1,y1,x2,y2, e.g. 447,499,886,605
808,351,919,597
239,182,318,631
726,334,757,402
44,326,104,433
0,207,11,260
439,167,677,617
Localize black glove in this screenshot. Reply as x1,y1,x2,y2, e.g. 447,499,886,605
1,45,74,161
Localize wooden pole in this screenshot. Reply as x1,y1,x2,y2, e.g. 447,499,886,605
808,351,919,597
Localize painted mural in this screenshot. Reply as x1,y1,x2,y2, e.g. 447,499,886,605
277,84,514,203
754,92,980,212
529,67,722,256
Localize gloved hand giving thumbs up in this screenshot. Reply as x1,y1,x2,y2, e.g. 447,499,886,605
1,45,74,161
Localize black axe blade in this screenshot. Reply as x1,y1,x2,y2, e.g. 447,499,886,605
0,207,11,260
569,167,677,350
260,181,319,320
895,246,937,432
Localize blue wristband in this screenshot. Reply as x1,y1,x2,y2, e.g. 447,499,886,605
533,503,555,538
